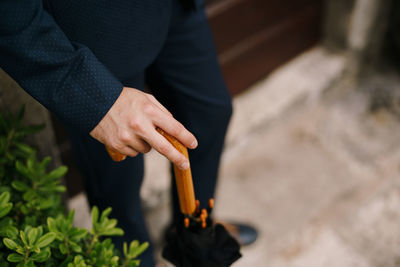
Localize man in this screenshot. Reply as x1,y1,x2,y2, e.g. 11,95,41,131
0,0,256,265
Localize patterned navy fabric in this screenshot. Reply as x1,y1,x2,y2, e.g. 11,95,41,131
0,0,198,133
0,0,124,133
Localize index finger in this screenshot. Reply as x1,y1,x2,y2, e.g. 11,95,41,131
143,126,190,170
153,113,198,150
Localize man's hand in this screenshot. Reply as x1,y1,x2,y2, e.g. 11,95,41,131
90,87,198,169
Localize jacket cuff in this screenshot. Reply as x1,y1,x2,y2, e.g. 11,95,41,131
51,45,123,134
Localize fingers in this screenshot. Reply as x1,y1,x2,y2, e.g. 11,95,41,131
107,142,149,161
145,94,197,149
153,115,198,150
115,145,139,158
117,129,152,154
142,126,190,169
91,87,196,167
128,139,152,154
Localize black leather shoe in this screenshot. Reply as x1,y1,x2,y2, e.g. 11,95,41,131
217,221,258,246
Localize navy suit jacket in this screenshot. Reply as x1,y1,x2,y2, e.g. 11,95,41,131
0,0,201,134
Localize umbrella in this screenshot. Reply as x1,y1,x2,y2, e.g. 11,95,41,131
106,128,241,266
157,128,241,267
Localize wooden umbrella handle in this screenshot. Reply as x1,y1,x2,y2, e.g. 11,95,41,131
105,128,196,215
156,128,196,215
105,146,127,161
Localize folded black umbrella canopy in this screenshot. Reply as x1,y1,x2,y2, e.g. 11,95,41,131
163,216,241,267
158,129,241,267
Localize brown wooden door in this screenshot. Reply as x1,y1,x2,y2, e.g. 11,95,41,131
206,0,324,95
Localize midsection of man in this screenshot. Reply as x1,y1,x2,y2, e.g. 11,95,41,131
44,0,174,82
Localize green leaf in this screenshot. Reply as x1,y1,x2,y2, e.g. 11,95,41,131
70,228,87,241
16,247,24,255
54,185,66,192
24,226,32,236
20,205,29,215
1,225,18,239
129,260,140,267
36,227,42,239
0,203,12,218
26,158,34,172
38,157,51,172
30,247,51,262
32,246,40,254
123,242,128,256
69,255,87,267
59,243,67,255
22,190,36,202
131,242,148,258
129,240,138,252
45,166,67,180
3,238,18,250
101,219,118,232
67,210,75,225
0,216,12,227
15,161,29,178
19,230,27,246
100,207,112,222
27,228,38,246
69,241,82,253
24,259,35,267
91,206,99,226
5,152,15,161
110,256,119,264
11,181,29,192
36,232,55,248
14,142,35,156
60,217,68,232
102,228,123,237
7,253,23,263
47,218,57,233
37,198,53,210
0,192,10,205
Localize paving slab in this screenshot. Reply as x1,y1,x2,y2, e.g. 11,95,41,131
214,89,400,267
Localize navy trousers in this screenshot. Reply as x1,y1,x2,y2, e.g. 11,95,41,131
68,1,232,266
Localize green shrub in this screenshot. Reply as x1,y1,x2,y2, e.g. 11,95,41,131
0,107,148,266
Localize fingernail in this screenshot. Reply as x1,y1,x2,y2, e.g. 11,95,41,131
190,139,198,148
180,161,190,170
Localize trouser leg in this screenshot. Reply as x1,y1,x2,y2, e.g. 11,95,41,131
146,0,232,224
67,73,157,267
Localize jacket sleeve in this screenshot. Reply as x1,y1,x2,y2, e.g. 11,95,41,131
0,0,123,133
